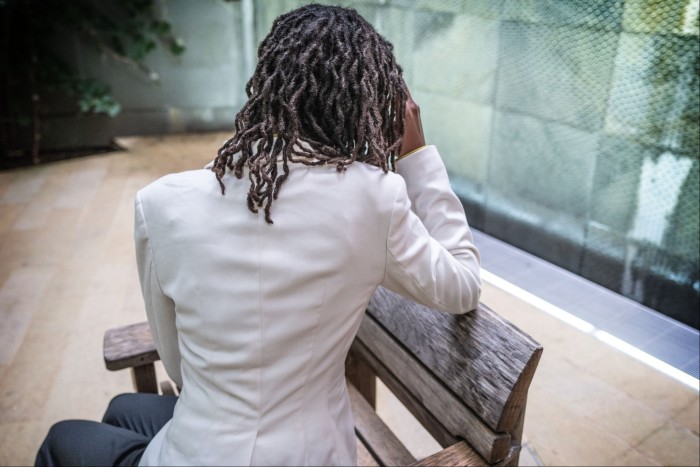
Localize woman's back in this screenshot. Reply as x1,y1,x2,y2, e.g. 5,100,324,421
136,160,407,465
35,5,481,466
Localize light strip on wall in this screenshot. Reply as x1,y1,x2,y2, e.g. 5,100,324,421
480,268,700,392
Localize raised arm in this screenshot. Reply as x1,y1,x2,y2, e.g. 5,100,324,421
381,93,481,314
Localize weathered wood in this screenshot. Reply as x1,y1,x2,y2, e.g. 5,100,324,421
346,351,377,409
495,444,522,467
501,402,527,467
501,359,540,441
411,441,487,467
367,287,543,432
348,383,416,466
104,322,159,371
356,437,380,467
356,315,510,463
132,363,158,393
350,339,460,449
103,287,543,467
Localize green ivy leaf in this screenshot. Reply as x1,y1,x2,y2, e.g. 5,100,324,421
169,38,186,56
107,102,122,117
150,19,171,35
75,79,121,116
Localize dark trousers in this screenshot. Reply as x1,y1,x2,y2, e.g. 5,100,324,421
36,393,177,467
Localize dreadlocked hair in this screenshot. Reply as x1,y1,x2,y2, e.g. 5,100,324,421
211,4,407,224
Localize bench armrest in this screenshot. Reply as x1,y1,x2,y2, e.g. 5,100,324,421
103,321,159,370
411,441,522,467
104,321,160,393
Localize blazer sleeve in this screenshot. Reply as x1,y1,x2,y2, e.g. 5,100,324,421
381,145,481,314
134,192,184,388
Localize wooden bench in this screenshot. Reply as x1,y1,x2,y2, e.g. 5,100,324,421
104,287,542,466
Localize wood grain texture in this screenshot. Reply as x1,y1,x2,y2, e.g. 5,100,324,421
411,441,487,467
346,352,377,409
356,315,510,463
349,383,416,466
501,403,527,466
103,321,159,371
350,340,460,449
495,445,523,467
132,364,158,393
102,290,543,465
356,437,380,467
367,287,543,432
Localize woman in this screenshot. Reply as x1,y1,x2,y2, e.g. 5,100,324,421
36,4,480,466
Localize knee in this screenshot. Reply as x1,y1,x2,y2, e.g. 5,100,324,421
35,421,80,466
107,393,133,412
45,420,76,445
102,393,132,425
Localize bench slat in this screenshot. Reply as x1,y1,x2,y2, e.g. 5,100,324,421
355,315,511,464
368,287,542,432
411,441,487,467
349,383,416,466
104,282,543,467
350,340,459,449
356,437,380,467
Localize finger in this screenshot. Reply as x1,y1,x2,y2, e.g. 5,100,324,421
401,77,413,101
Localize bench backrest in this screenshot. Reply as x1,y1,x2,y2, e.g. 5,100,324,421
350,287,542,464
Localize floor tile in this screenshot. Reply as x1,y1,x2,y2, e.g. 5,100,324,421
525,386,632,466
0,327,70,424
635,421,700,466
611,447,663,466
672,397,699,435
0,205,22,234
0,420,46,466
0,267,55,365
584,347,697,418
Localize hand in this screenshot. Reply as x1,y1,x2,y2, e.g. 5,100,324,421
399,85,426,157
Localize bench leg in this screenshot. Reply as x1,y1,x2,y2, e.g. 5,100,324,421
131,363,158,393
346,353,376,409
503,403,527,466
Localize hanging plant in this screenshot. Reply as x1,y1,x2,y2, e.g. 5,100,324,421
0,0,186,164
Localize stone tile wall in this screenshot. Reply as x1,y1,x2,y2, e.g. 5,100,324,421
257,0,699,327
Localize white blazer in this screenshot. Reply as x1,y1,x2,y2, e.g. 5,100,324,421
135,145,481,466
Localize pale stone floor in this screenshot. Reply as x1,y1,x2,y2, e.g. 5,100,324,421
0,133,698,466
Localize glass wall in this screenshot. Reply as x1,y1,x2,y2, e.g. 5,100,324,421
255,0,699,328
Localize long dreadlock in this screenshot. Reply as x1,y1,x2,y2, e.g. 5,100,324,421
211,4,407,224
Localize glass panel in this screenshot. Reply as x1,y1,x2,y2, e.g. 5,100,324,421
253,0,700,328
